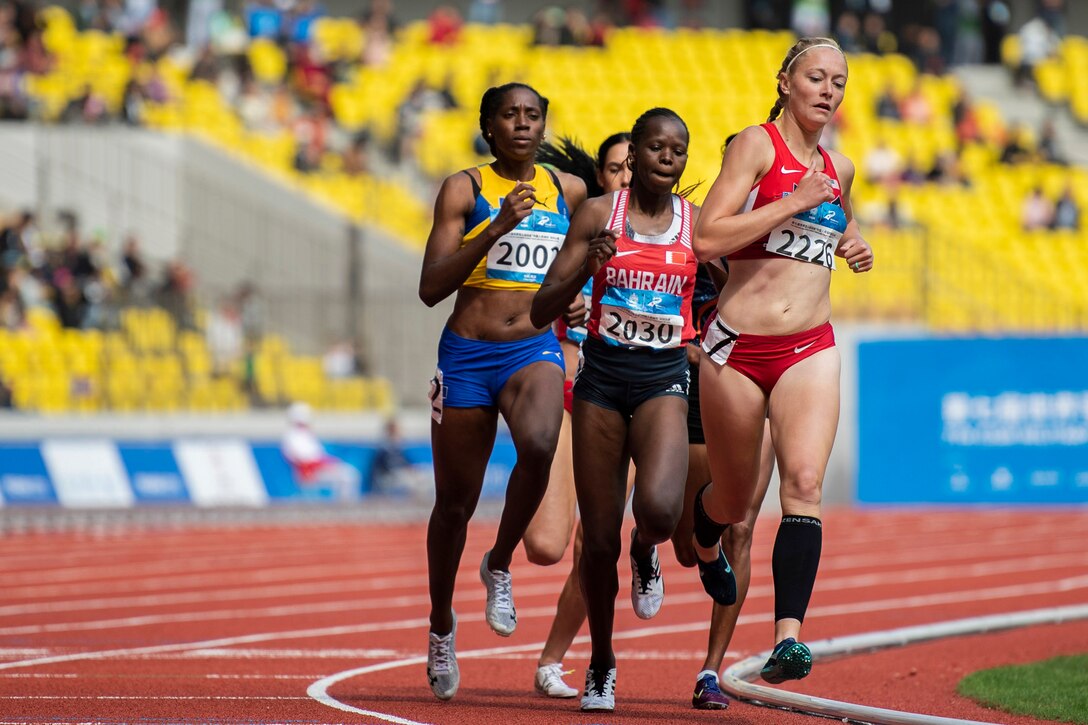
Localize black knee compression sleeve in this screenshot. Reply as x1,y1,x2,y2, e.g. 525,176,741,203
772,515,822,623
693,483,730,549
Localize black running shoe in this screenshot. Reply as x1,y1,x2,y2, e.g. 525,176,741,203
696,545,737,606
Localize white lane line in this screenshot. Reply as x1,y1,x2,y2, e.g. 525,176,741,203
303,578,1088,723
5,548,1084,619
721,604,1088,725
0,695,311,700
8,553,1087,636
0,672,324,680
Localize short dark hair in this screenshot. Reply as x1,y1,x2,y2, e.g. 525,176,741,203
631,107,687,147
478,83,550,155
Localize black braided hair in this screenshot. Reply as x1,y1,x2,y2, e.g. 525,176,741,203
536,132,631,198
630,107,687,148
478,83,550,156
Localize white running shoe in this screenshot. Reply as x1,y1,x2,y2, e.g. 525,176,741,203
629,528,663,619
580,665,616,712
534,663,578,698
426,612,459,701
479,550,516,636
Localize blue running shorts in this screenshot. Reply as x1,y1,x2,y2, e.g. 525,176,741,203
431,327,563,419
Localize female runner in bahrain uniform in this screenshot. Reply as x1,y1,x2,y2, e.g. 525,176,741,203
532,107,699,713
526,132,634,699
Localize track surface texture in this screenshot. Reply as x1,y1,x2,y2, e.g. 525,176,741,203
0,507,1085,724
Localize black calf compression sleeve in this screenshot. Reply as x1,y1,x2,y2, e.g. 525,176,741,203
693,483,730,549
772,515,822,623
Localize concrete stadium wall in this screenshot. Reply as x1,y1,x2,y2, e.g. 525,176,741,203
0,124,452,407
0,319,880,508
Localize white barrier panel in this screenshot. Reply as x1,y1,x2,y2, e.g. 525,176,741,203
173,439,268,507
41,440,135,508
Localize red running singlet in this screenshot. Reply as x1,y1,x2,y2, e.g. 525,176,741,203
587,189,698,349
730,123,845,266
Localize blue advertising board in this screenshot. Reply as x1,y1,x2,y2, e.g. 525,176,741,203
858,337,1088,504
0,435,520,507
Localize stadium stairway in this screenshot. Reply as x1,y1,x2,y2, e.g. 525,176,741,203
953,63,1088,165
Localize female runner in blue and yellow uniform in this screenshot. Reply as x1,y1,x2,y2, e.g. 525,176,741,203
418,82,587,702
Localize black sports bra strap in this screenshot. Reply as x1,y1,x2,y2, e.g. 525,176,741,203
461,169,481,200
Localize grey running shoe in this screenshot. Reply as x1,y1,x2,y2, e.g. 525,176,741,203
426,613,459,700
629,527,663,619
580,665,616,712
479,550,516,636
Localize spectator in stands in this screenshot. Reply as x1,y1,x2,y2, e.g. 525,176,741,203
1037,118,1065,165
468,0,503,25
952,0,984,66
951,86,980,145
863,139,902,185
899,156,927,185
898,79,933,124
999,124,1032,165
371,416,416,495
874,82,900,120
860,11,896,54
244,0,283,40
1051,184,1079,231
1022,186,1055,231
52,267,86,329
360,0,396,67
561,7,592,46
532,6,566,46
342,130,371,175
587,10,614,46
908,25,946,75
322,339,357,378
292,103,331,173
1037,0,1067,39
834,10,863,54
0,269,24,329
393,79,454,165
157,259,196,330
791,0,830,38
427,5,462,46
120,233,155,306
235,280,263,344
0,210,34,266
981,0,1011,64
281,401,362,501
206,294,244,374
927,152,970,187
286,0,324,45
1015,11,1061,88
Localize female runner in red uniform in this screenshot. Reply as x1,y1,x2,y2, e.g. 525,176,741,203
691,37,874,685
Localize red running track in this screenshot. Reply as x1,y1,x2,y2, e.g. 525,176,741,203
0,507,1085,724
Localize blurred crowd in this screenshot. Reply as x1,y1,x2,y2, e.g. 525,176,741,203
1,0,1067,165
0,208,196,334
0,0,1080,243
